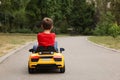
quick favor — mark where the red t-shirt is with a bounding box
[37,32,55,47]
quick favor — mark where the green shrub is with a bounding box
[93,22,111,35]
[18,28,32,33]
[108,23,120,38]
[83,28,93,35]
[32,27,42,33]
[10,28,32,33]
[94,12,115,36]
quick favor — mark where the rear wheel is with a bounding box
[60,65,65,73]
[28,66,35,74]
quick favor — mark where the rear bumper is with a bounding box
[30,64,62,69]
[28,58,64,69]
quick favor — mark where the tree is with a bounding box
[0,0,96,34]
[0,0,30,32]
[111,0,120,25]
[25,0,73,33]
[69,0,95,34]
[91,0,120,36]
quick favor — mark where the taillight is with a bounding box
[53,56,62,58]
[31,56,39,62]
[31,56,40,59]
[54,56,62,61]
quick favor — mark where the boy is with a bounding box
[33,17,58,51]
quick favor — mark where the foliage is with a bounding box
[108,23,120,38]
[0,0,30,33]
[94,12,115,35]
[0,0,96,34]
[111,0,120,25]
[69,0,95,35]
[1,0,119,35]
[92,0,120,36]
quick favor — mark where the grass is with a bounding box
[88,36,120,50]
[0,33,36,56]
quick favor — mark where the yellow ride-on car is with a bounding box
[28,46,65,73]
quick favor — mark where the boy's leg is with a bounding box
[54,41,58,52]
[33,43,38,52]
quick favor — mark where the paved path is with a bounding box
[0,36,120,80]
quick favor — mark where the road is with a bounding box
[0,36,120,80]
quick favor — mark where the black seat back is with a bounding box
[36,46,56,53]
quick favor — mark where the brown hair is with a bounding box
[41,17,53,30]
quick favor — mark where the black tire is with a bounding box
[28,67,35,74]
[60,65,65,73]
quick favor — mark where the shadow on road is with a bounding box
[27,69,64,74]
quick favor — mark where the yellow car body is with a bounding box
[28,47,65,73]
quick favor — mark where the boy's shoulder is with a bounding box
[50,32,55,35]
[37,32,55,35]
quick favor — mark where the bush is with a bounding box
[83,28,93,35]
[108,23,120,38]
[94,12,115,36]
[32,27,42,33]
[17,28,32,33]
[93,22,111,35]
[10,28,32,33]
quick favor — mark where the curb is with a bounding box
[86,37,120,53]
[0,42,34,63]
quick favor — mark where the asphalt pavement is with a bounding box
[0,36,120,80]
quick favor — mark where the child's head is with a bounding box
[41,17,53,30]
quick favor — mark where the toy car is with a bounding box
[28,46,65,73]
